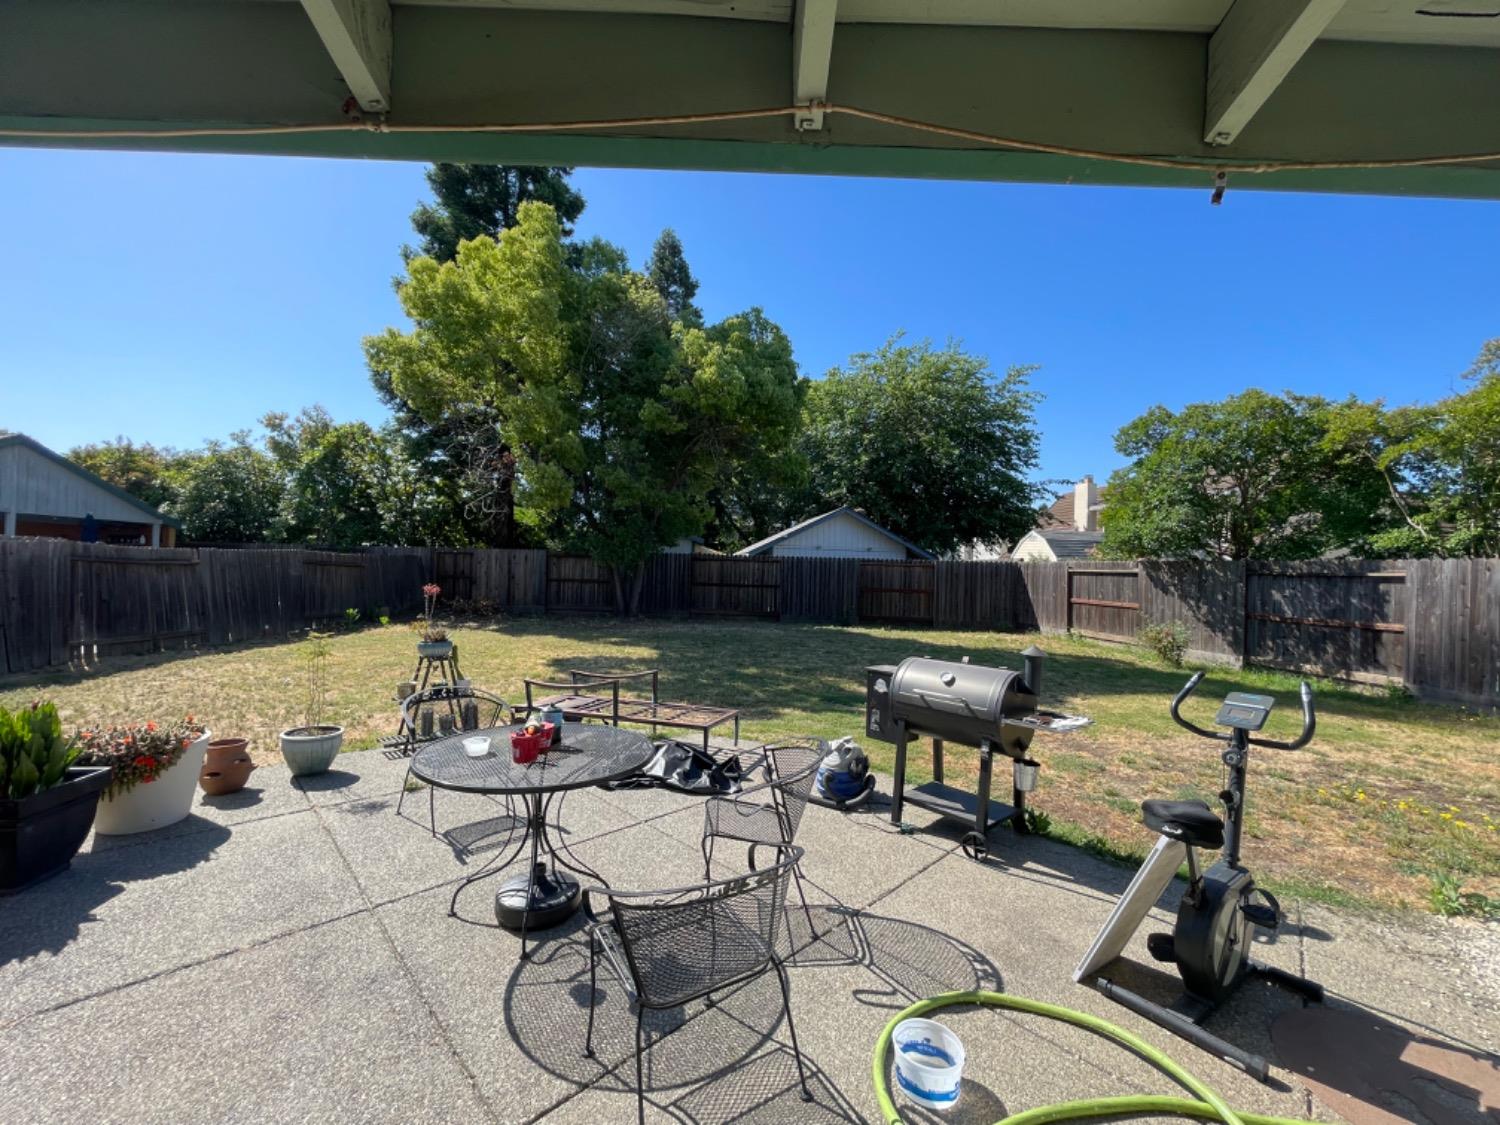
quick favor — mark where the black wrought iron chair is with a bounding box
[395,686,509,835]
[701,738,826,938]
[581,847,813,1123]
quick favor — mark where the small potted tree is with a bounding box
[416,583,453,659]
[279,632,344,776]
[1,701,112,893]
[81,716,211,836]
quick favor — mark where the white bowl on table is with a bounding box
[462,736,491,758]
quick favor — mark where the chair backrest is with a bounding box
[401,686,506,744]
[605,847,801,1010]
[764,739,827,845]
[569,668,660,704]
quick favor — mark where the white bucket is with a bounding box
[892,1017,965,1112]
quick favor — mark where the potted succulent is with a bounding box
[279,632,344,776]
[1,701,112,893]
[416,583,453,659]
[80,715,211,836]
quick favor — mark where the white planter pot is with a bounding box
[280,726,344,777]
[94,731,211,837]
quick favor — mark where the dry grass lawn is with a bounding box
[4,615,1496,914]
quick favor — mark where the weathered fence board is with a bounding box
[1245,560,1408,684]
[545,555,614,613]
[1141,560,1245,663]
[781,557,861,623]
[691,556,780,618]
[857,560,935,624]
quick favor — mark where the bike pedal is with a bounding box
[1242,904,1279,929]
[1146,933,1177,962]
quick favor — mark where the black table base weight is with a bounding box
[448,788,603,959]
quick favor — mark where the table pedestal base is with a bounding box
[495,861,582,932]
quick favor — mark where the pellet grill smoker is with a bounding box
[865,647,1088,859]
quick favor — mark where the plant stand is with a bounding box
[387,647,464,746]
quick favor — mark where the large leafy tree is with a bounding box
[366,202,802,612]
[170,433,286,543]
[797,337,1044,555]
[261,407,429,547]
[67,438,184,512]
[1320,339,1500,557]
[371,164,588,546]
[1100,390,1388,559]
[406,164,585,263]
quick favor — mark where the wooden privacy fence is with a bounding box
[0,539,428,675]
[3,538,1496,708]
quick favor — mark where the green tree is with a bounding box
[262,407,406,547]
[407,164,585,263]
[1321,339,1500,556]
[66,438,183,511]
[373,164,587,545]
[367,203,803,611]
[171,433,285,543]
[1100,390,1388,560]
[798,337,1045,555]
[645,228,702,327]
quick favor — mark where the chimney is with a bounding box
[1075,475,1098,533]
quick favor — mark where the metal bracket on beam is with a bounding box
[795,101,827,132]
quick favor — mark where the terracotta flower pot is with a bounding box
[199,737,256,797]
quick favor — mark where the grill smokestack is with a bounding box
[1022,644,1046,697]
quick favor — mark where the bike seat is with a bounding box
[1141,799,1224,849]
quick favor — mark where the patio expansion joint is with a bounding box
[0,904,372,1033]
[306,798,507,1125]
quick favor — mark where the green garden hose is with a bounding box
[872,992,1319,1125]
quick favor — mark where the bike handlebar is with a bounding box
[1253,680,1316,750]
[1169,671,1316,750]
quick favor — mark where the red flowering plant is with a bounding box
[419,583,447,643]
[75,716,207,799]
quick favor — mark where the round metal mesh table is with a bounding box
[411,722,653,795]
[410,722,655,957]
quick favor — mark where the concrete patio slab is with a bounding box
[0,912,491,1124]
[0,808,362,1025]
[314,784,638,908]
[291,749,416,806]
[2,744,1494,1125]
[1300,903,1500,1056]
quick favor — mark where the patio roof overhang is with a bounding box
[3,0,1500,200]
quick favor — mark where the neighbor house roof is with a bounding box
[0,431,183,529]
[735,507,934,560]
[1038,492,1075,530]
[1023,529,1104,559]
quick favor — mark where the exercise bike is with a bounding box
[1074,671,1324,1080]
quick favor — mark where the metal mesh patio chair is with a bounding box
[581,847,812,1123]
[395,686,509,834]
[701,738,826,937]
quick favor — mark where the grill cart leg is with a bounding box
[889,724,909,824]
[932,737,944,784]
[975,740,995,838]
[1013,771,1028,834]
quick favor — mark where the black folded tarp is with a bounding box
[603,739,745,796]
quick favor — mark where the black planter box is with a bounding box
[0,766,112,895]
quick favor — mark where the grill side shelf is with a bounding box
[1006,710,1092,734]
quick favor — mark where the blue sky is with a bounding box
[1,146,1495,488]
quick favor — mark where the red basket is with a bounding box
[509,724,554,764]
